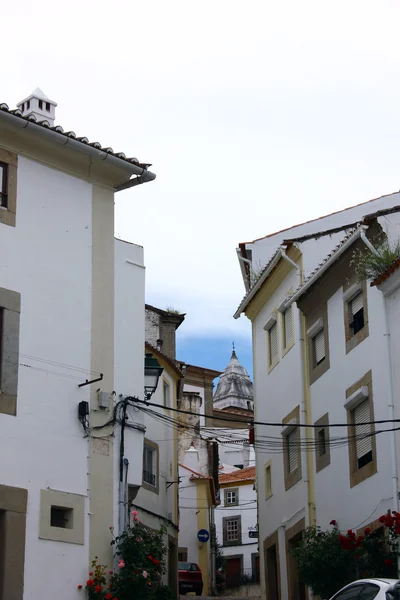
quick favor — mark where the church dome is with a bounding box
[213,349,254,412]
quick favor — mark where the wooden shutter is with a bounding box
[351,293,363,316]
[287,429,299,473]
[354,400,372,459]
[314,330,325,364]
[284,308,293,348]
[269,322,278,364]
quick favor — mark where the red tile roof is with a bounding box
[371,258,400,287]
[219,466,256,484]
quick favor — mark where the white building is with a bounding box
[234,193,400,600]
[0,88,155,600]
[216,466,259,592]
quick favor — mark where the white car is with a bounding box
[330,579,400,600]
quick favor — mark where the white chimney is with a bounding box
[184,444,199,472]
[17,88,57,127]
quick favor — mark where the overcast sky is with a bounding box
[4,0,400,369]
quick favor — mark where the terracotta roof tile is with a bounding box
[370,258,400,287]
[219,465,256,484]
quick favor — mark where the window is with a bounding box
[318,429,326,457]
[268,321,278,368]
[233,464,244,469]
[178,548,188,561]
[283,307,293,350]
[0,147,17,227]
[312,329,325,366]
[333,584,380,600]
[286,429,299,473]
[265,462,272,498]
[20,103,25,112]
[349,292,364,335]
[38,100,43,110]
[224,488,239,506]
[163,380,170,408]
[0,287,21,416]
[282,406,302,490]
[46,102,51,111]
[143,445,156,486]
[0,162,8,208]
[223,515,242,546]
[39,489,84,545]
[50,506,73,529]
[346,371,377,488]
[353,400,373,469]
[27,100,30,109]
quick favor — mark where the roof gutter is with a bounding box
[233,249,282,319]
[0,109,156,189]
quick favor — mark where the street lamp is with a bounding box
[144,353,163,399]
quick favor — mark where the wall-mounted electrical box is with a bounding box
[98,391,111,410]
[78,401,89,418]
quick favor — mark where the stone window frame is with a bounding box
[0,286,21,416]
[222,514,242,546]
[346,370,377,488]
[265,459,272,500]
[264,311,279,373]
[285,517,307,600]
[0,483,27,600]
[142,438,160,495]
[224,487,239,507]
[314,413,331,473]
[0,147,17,227]
[282,405,302,491]
[306,304,330,385]
[39,489,85,545]
[343,281,369,355]
[280,303,295,357]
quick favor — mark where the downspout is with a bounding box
[115,168,156,191]
[359,232,399,521]
[280,247,316,527]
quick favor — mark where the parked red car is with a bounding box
[178,561,203,596]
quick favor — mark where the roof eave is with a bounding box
[233,249,282,319]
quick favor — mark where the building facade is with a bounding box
[0,88,156,600]
[234,192,400,600]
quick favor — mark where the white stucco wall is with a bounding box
[0,156,93,599]
[178,466,201,565]
[216,482,258,573]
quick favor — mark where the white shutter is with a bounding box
[351,293,363,316]
[354,400,372,459]
[269,322,278,364]
[314,330,325,364]
[287,429,299,473]
[284,308,293,348]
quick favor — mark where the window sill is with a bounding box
[268,359,280,374]
[265,491,273,501]
[282,339,295,358]
[141,481,159,495]
[346,322,369,355]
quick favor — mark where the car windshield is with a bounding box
[178,562,199,571]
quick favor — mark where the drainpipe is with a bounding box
[280,247,315,527]
[238,254,253,288]
[359,234,399,514]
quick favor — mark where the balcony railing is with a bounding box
[143,470,156,486]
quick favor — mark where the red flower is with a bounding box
[148,555,153,560]
[330,520,337,526]
[77,585,83,589]
[89,572,94,576]
[153,559,160,565]
[109,571,113,575]
[364,528,371,535]
[147,582,152,587]
[105,594,113,600]
[385,559,393,567]
[95,585,102,593]
[86,580,95,587]
[379,516,386,524]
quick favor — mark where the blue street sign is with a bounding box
[197,529,210,543]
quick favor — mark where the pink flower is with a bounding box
[118,560,125,569]
[142,570,148,578]
[136,537,142,542]
[131,510,138,517]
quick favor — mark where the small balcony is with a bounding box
[143,470,156,487]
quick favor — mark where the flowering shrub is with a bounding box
[78,511,168,600]
[291,514,399,599]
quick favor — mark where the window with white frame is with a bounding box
[143,444,156,487]
[223,515,242,545]
[283,307,293,349]
[286,428,299,473]
[312,329,325,366]
[268,321,278,367]
[349,292,365,336]
[353,399,373,469]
